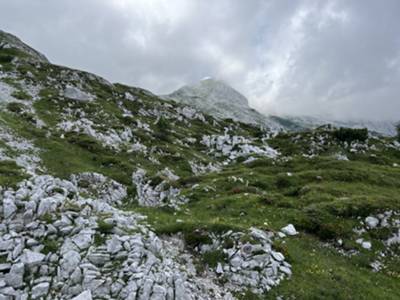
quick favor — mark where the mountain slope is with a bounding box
[0,30,49,63]
[165,78,286,131]
[0,31,400,300]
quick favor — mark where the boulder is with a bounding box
[3,198,17,219]
[365,216,379,229]
[60,250,81,278]
[72,230,93,250]
[271,251,285,262]
[31,282,49,299]
[5,263,24,288]
[71,290,92,300]
[20,250,45,267]
[106,236,122,255]
[281,224,298,236]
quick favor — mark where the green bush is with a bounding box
[42,239,59,254]
[202,249,227,268]
[97,219,114,234]
[6,102,25,113]
[0,54,13,63]
[11,90,32,100]
[332,127,368,143]
[275,175,292,189]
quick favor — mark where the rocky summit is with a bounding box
[0,30,400,299]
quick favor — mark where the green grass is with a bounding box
[0,160,27,187]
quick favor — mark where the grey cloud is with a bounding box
[0,0,399,121]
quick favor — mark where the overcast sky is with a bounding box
[1,0,399,121]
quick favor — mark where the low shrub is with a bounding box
[332,127,368,143]
[97,219,114,234]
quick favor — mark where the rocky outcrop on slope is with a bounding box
[0,173,291,299]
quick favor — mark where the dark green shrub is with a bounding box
[184,230,212,248]
[42,239,59,254]
[6,102,25,113]
[0,54,13,63]
[275,175,292,189]
[332,127,368,143]
[11,90,32,100]
[97,220,114,234]
[94,233,106,246]
[178,176,200,187]
[202,250,227,268]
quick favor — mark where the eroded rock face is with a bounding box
[0,172,292,299]
[64,85,95,102]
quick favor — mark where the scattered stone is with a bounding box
[271,251,285,262]
[31,282,49,299]
[281,224,298,236]
[3,198,17,219]
[361,241,372,250]
[365,216,379,229]
[5,263,24,288]
[71,290,92,300]
[21,250,45,267]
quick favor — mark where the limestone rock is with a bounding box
[281,224,298,236]
[21,250,45,267]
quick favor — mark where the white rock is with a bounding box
[216,263,224,274]
[5,263,24,288]
[106,236,122,254]
[37,196,59,216]
[71,290,92,300]
[31,282,49,299]
[271,251,285,262]
[281,224,298,236]
[21,250,45,267]
[361,241,372,250]
[70,267,83,284]
[60,250,81,277]
[279,265,292,276]
[277,232,286,238]
[3,198,17,219]
[64,85,94,102]
[365,216,379,229]
[72,230,93,250]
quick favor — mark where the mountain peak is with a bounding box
[165,79,286,130]
[169,78,249,108]
[0,30,49,63]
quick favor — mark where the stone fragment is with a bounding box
[71,290,92,300]
[281,224,298,236]
[31,282,49,299]
[5,263,24,288]
[21,250,45,267]
[365,216,379,229]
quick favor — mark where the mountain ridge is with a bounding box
[166,78,397,136]
[164,78,286,131]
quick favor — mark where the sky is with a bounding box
[0,0,399,121]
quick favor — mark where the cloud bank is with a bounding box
[1,0,399,120]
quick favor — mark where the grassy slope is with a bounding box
[134,154,400,299]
